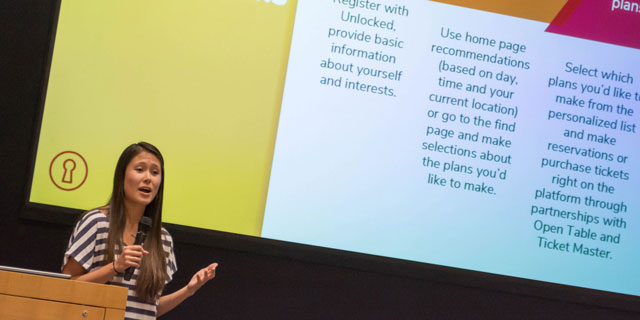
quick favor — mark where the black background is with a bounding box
[1,1,639,319]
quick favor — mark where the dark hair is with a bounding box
[104,141,167,302]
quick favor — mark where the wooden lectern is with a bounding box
[0,269,127,320]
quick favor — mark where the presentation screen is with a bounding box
[30,0,639,297]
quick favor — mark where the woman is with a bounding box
[62,142,217,319]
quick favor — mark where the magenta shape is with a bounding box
[546,0,640,50]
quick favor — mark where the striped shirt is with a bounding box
[63,210,177,320]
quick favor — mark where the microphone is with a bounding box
[123,216,153,281]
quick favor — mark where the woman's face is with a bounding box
[123,151,162,207]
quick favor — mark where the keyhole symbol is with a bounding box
[62,159,77,184]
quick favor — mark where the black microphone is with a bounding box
[123,216,153,281]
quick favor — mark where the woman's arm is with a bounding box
[157,263,217,317]
[62,245,148,283]
[62,256,118,283]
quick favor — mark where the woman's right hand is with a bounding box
[114,245,149,273]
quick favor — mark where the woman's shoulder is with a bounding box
[160,227,173,243]
[83,209,108,222]
[75,209,109,229]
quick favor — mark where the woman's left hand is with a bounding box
[186,263,218,296]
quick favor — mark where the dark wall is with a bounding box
[1,1,638,319]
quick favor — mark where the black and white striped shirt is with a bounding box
[63,210,177,320]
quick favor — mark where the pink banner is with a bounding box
[546,0,640,50]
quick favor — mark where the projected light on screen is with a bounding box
[30,0,640,297]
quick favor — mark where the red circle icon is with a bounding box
[49,151,88,191]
